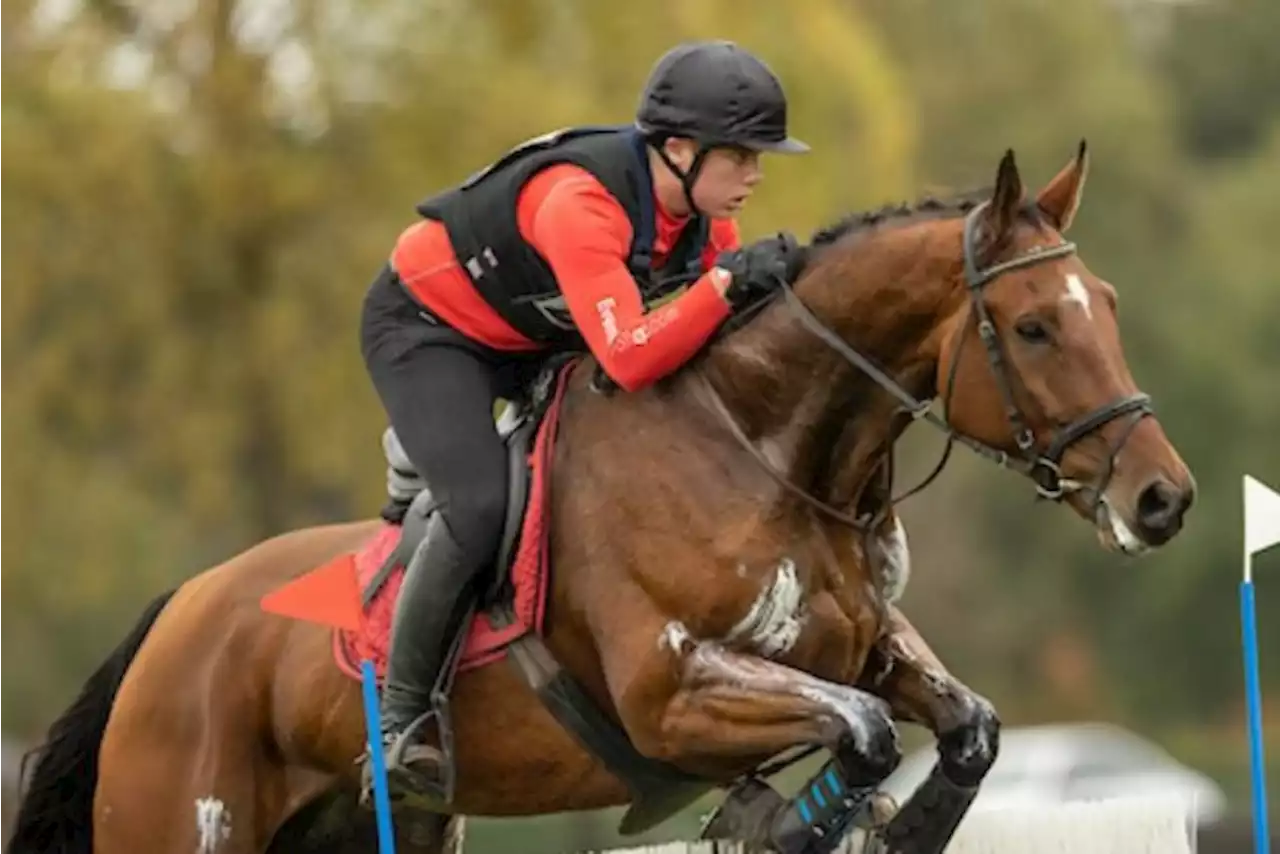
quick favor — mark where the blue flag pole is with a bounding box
[361,659,398,854]
[1241,474,1280,854]
[1240,576,1270,854]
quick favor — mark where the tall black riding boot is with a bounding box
[360,511,479,804]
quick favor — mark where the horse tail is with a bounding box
[6,588,177,854]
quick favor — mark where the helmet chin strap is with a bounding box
[653,140,710,216]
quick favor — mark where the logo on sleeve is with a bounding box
[596,297,619,345]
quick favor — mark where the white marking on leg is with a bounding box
[686,640,893,755]
[194,797,232,853]
[1063,273,1092,319]
[658,624,896,761]
[724,558,807,658]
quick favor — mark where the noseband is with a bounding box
[698,201,1153,529]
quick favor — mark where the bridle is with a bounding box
[697,201,1154,530]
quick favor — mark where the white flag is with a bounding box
[1244,474,1280,557]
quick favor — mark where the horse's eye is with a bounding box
[1015,319,1051,344]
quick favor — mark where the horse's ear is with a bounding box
[984,148,1025,243]
[1035,139,1089,233]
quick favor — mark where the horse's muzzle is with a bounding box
[1133,475,1195,547]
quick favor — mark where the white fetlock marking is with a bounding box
[724,558,807,658]
[195,797,232,853]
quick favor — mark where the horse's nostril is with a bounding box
[1136,479,1188,541]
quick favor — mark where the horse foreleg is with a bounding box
[646,623,901,774]
[607,622,902,851]
[856,605,1000,854]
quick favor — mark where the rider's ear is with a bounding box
[1035,139,1089,233]
[663,137,696,171]
[982,149,1025,252]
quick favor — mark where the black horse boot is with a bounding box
[359,512,478,805]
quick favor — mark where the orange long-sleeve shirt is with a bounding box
[391,163,739,392]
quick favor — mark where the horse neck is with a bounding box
[700,219,967,517]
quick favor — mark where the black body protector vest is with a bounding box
[415,126,710,348]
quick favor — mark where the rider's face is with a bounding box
[664,139,763,218]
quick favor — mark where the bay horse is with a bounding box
[9,142,1195,854]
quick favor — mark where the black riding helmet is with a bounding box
[636,41,809,212]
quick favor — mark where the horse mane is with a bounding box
[806,186,1046,252]
[693,185,1047,354]
[809,192,979,246]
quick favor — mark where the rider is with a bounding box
[358,39,809,799]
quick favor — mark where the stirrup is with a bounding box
[359,711,450,806]
[358,599,474,809]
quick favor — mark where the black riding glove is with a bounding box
[715,231,805,311]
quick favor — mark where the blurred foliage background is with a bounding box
[3,0,1278,849]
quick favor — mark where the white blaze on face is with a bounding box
[1063,273,1093,320]
[195,797,232,853]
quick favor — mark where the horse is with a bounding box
[9,142,1195,854]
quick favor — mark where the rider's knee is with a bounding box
[444,483,508,559]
